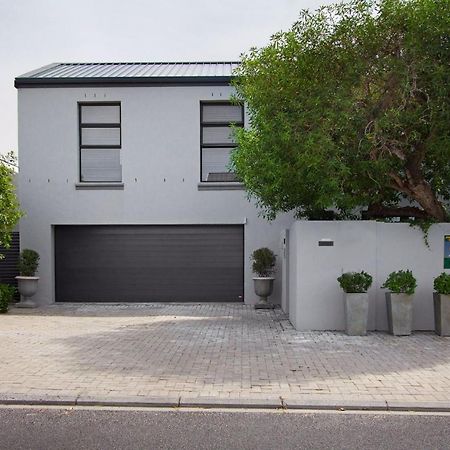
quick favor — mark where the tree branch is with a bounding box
[388,172,413,196]
[362,204,430,219]
[0,157,18,168]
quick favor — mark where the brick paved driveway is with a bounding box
[1,304,450,408]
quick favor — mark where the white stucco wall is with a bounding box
[288,221,450,331]
[18,85,294,305]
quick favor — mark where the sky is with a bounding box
[0,0,334,157]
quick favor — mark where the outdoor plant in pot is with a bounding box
[382,270,417,336]
[251,247,276,309]
[433,273,450,336]
[0,284,16,314]
[15,249,40,308]
[337,271,373,336]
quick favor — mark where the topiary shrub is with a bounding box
[0,284,16,313]
[434,273,450,295]
[382,270,417,295]
[251,247,276,277]
[337,271,373,293]
[18,249,40,276]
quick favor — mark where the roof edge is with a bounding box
[15,75,235,89]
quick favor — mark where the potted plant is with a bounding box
[0,284,16,314]
[251,247,276,309]
[337,271,373,336]
[15,249,40,308]
[433,273,450,336]
[382,270,417,336]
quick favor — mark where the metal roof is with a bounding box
[15,62,241,88]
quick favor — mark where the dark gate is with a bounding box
[0,232,20,287]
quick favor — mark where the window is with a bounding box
[79,103,122,182]
[200,102,244,182]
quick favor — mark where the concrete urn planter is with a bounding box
[344,293,369,336]
[385,292,413,336]
[15,276,39,308]
[253,277,275,309]
[433,293,450,336]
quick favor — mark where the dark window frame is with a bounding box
[78,102,122,183]
[200,101,244,183]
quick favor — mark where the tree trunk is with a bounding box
[387,162,448,222]
[409,182,448,222]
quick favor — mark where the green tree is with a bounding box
[0,152,21,257]
[232,0,450,221]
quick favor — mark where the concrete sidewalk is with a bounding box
[1,304,450,411]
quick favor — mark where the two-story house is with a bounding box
[15,62,293,306]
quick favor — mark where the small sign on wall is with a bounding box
[445,235,450,269]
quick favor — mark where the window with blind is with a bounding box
[200,102,244,182]
[79,103,122,182]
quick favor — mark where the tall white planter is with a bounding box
[344,293,369,336]
[386,292,413,336]
[433,293,450,336]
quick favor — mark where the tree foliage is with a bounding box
[0,152,21,257]
[232,0,450,221]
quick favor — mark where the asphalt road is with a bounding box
[0,406,449,450]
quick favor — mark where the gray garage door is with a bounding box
[55,225,244,303]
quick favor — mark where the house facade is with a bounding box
[15,62,294,306]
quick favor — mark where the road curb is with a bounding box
[1,394,450,413]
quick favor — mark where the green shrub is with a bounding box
[18,249,40,276]
[0,284,16,313]
[434,273,450,295]
[251,247,276,277]
[337,271,373,293]
[382,270,417,295]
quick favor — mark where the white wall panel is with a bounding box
[287,221,450,331]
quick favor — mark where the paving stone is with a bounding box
[1,304,450,409]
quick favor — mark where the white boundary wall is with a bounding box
[286,221,450,331]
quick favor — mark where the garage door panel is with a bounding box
[55,225,243,302]
[57,268,243,302]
